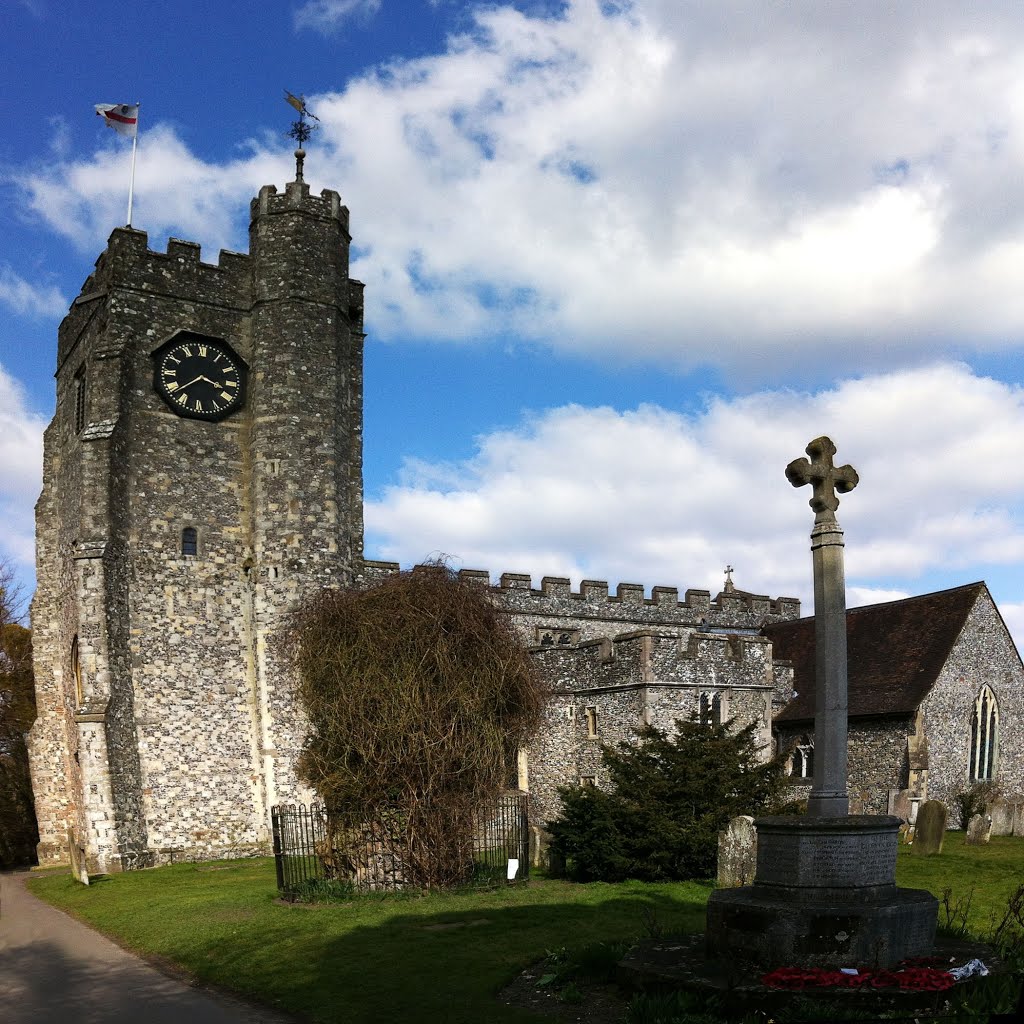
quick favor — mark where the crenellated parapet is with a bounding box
[58,229,252,371]
[359,560,800,630]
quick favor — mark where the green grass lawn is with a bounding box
[26,832,1024,1024]
[29,861,710,1023]
[896,831,1024,935]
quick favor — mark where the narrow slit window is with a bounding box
[586,707,598,739]
[181,527,198,556]
[74,367,87,433]
[71,636,83,705]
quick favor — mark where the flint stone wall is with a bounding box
[919,591,1024,826]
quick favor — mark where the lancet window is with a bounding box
[789,738,814,779]
[74,366,87,433]
[969,685,999,782]
[698,691,723,727]
[71,635,83,706]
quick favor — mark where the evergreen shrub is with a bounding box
[547,718,791,882]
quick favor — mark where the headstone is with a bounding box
[890,789,912,824]
[717,815,757,887]
[988,798,1015,836]
[1013,804,1024,838]
[67,829,90,885]
[912,800,947,855]
[965,813,992,845]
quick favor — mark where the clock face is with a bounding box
[153,336,247,421]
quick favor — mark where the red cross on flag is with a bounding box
[95,103,139,138]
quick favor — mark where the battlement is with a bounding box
[359,560,801,625]
[252,181,350,233]
[57,229,253,370]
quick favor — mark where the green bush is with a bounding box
[546,718,789,882]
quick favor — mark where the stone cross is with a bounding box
[786,436,859,817]
[785,436,859,517]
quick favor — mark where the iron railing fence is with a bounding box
[272,794,530,897]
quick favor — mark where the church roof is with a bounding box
[765,582,988,722]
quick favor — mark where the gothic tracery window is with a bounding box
[969,685,999,782]
[790,738,814,779]
[698,691,722,727]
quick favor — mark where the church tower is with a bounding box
[28,175,365,871]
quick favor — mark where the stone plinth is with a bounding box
[706,815,937,968]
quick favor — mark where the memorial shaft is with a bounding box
[785,436,859,817]
[809,515,849,815]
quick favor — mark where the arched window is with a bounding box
[969,685,999,782]
[71,636,83,706]
[790,739,814,779]
[181,527,198,556]
[585,707,598,738]
[699,692,722,727]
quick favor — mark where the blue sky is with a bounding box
[3,0,1024,645]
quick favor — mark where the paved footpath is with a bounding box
[0,870,298,1024]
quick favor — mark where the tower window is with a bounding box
[71,636,83,706]
[699,692,723,727]
[74,367,87,433]
[585,707,598,738]
[969,685,999,781]
[181,527,198,557]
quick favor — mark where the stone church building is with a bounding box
[27,172,1024,872]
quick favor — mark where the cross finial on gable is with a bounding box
[785,436,859,516]
[724,564,735,593]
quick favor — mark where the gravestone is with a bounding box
[717,816,757,887]
[706,437,937,968]
[988,798,1020,836]
[889,789,912,823]
[965,813,992,846]
[67,829,89,886]
[913,800,947,855]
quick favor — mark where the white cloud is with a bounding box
[0,266,67,319]
[14,125,288,257]
[11,1,1024,380]
[294,0,381,33]
[0,365,46,573]
[366,362,1024,645]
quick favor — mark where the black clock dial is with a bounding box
[154,338,247,421]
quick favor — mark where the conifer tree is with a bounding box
[547,718,789,882]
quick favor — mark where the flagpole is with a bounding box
[126,101,140,227]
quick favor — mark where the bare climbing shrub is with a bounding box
[291,563,546,889]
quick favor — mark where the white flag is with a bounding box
[95,103,139,138]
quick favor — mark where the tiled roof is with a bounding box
[764,582,987,722]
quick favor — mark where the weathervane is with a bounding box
[284,90,320,182]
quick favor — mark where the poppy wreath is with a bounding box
[762,965,956,991]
